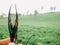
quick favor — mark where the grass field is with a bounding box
[0,12,60,45]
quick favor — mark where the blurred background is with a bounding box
[0,0,60,45]
[0,0,60,16]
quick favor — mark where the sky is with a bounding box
[0,0,60,15]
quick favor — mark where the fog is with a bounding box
[0,0,60,15]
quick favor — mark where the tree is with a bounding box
[50,6,56,12]
[54,7,56,12]
[34,10,38,15]
[41,6,44,11]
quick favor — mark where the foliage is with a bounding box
[0,12,60,45]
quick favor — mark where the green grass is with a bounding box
[0,12,60,45]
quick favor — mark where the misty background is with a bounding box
[0,0,60,16]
